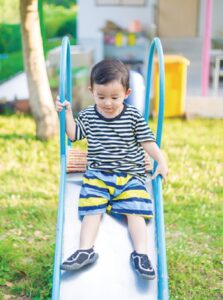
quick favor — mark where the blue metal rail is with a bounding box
[51,36,71,300]
[144,37,169,300]
[52,36,169,300]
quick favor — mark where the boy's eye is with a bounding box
[99,97,104,99]
[112,97,118,100]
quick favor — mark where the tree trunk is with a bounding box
[20,0,58,140]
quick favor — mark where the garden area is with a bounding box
[0,114,222,299]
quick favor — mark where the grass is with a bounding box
[0,115,59,299]
[160,119,223,299]
[0,115,222,299]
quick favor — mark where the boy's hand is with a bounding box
[55,96,72,113]
[151,161,168,184]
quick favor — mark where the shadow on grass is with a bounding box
[0,133,36,141]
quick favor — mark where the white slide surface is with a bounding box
[60,173,157,300]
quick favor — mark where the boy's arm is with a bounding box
[141,141,168,183]
[56,99,76,140]
[65,109,76,141]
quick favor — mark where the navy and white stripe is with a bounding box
[74,104,155,183]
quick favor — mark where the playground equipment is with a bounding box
[52,36,169,300]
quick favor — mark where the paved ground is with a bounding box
[0,72,29,102]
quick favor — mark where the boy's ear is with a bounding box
[88,86,93,93]
[125,88,132,99]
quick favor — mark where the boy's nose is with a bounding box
[104,99,112,107]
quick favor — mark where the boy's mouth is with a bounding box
[104,108,113,111]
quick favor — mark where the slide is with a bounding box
[60,172,157,300]
[51,37,169,300]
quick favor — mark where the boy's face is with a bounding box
[89,80,131,118]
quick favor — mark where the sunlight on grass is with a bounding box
[0,115,222,299]
[0,115,58,299]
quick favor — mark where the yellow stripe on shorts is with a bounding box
[113,189,149,201]
[83,177,107,189]
[115,174,133,187]
[83,176,115,196]
[79,197,108,207]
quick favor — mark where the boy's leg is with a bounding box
[127,215,155,279]
[61,214,102,271]
[127,214,147,253]
[79,214,102,249]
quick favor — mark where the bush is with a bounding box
[45,0,76,8]
[0,24,22,53]
[56,18,77,41]
[44,4,77,39]
[0,51,24,83]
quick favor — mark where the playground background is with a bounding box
[0,0,223,299]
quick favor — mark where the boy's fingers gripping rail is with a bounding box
[145,153,153,172]
[66,149,87,173]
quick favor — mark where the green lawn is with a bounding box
[0,115,222,299]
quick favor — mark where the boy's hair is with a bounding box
[90,59,129,90]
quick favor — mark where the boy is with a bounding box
[56,59,168,280]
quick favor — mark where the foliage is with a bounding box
[45,0,77,8]
[0,4,77,54]
[0,4,77,82]
[44,4,77,39]
[0,0,20,24]
[0,24,22,53]
[56,18,77,41]
[0,51,23,83]
[0,36,78,83]
[0,115,222,299]
[0,0,76,24]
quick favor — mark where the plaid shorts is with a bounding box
[78,170,153,219]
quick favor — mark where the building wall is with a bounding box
[78,0,223,39]
[77,0,223,62]
[198,0,223,38]
[212,0,223,37]
[78,0,155,38]
[77,0,156,61]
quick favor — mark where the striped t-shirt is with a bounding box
[74,104,155,183]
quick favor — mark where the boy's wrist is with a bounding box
[65,109,72,115]
[157,157,167,167]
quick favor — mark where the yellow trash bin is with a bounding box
[154,55,190,117]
